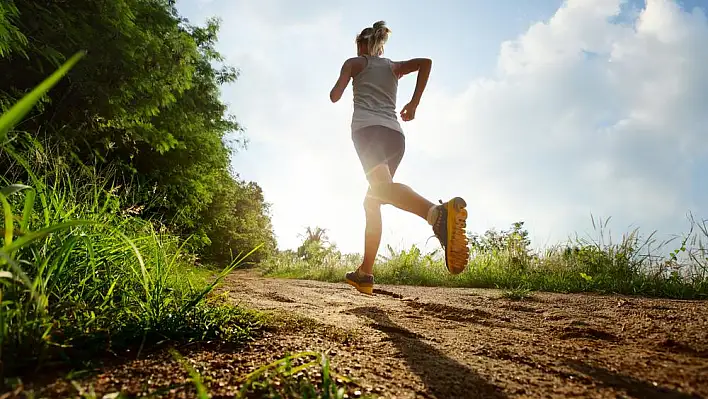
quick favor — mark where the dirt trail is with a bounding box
[29,270,708,398]
[222,270,708,398]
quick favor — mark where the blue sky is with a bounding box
[176,0,708,255]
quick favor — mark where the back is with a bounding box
[351,55,403,135]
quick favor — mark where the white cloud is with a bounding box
[196,0,708,255]
[403,0,708,248]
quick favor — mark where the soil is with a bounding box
[14,270,708,398]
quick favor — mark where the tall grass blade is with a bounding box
[178,244,263,315]
[0,184,32,197]
[2,145,50,226]
[0,253,41,308]
[3,220,95,254]
[20,187,36,233]
[0,193,13,248]
[0,51,86,143]
[170,349,209,399]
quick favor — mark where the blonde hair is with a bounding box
[356,21,391,56]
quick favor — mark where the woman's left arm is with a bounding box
[330,58,356,103]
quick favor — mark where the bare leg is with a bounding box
[369,182,434,219]
[347,161,469,294]
[359,190,382,275]
[366,164,435,220]
[358,164,435,276]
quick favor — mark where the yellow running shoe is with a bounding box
[345,269,374,295]
[431,197,470,274]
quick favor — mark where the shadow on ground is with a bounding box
[564,360,700,399]
[348,305,506,399]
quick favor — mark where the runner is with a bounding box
[329,21,469,295]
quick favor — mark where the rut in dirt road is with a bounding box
[223,270,708,398]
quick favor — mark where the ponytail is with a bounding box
[356,20,391,56]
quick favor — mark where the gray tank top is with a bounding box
[351,55,403,135]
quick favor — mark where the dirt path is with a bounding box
[222,270,708,398]
[28,270,708,398]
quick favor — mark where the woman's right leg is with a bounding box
[368,172,470,275]
[367,178,435,220]
[348,126,469,291]
[356,127,435,221]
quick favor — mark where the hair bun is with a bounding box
[356,21,391,56]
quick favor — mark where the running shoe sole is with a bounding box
[442,197,469,275]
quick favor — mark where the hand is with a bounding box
[400,101,418,122]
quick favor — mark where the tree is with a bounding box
[0,0,276,264]
[198,171,277,264]
[296,226,337,263]
[468,221,531,255]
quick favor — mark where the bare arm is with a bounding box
[330,58,355,103]
[393,58,432,105]
[393,58,432,121]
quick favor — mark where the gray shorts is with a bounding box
[351,125,405,178]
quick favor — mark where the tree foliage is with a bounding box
[0,0,274,263]
[468,222,531,255]
[296,227,339,264]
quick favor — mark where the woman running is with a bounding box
[329,21,469,295]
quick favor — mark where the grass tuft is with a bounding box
[500,287,534,301]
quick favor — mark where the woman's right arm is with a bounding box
[393,58,432,121]
[392,58,432,80]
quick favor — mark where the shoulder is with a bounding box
[343,56,367,76]
[344,56,367,67]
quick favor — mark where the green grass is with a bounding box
[262,218,708,300]
[0,141,265,378]
[500,287,534,301]
[0,54,264,379]
[232,351,371,399]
